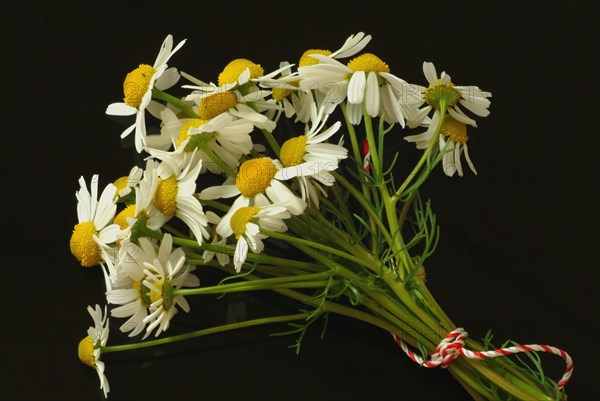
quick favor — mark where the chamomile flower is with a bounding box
[438,116,476,177]
[107,237,199,338]
[199,156,307,218]
[217,198,291,272]
[417,61,492,128]
[183,83,279,133]
[276,107,347,207]
[150,151,209,243]
[118,160,169,243]
[148,108,254,174]
[216,58,294,90]
[70,175,121,269]
[78,305,110,398]
[142,234,199,337]
[106,34,186,152]
[113,166,143,200]
[299,52,422,126]
[297,31,372,67]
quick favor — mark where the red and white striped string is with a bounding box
[391,328,573,389]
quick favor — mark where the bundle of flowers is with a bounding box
[71,33,572,400]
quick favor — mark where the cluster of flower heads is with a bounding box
[73,32,491,396]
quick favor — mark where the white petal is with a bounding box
[365,72,380,117]
[422,62,438,84]
[106,102,136,116]
[347,71,366,104]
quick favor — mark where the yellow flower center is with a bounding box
[272,80,299,101]
[177,119,208,148]
[113,204,136,230]
[441,116,469,144]
[113,176,129,197]
[70,221,101,267]
[236,158,277,197]
[230,206,260,239]
[123,64,156,109]
[280,136,307,167]
[149,278,174,310]
[299,49,331,67]
[153,176,178,217]
[78,336,96,368]
[424,79,462,109]
[347,53,390,73]
[218,59,264,86]
[198,91,238,120]
[149,278,164,304]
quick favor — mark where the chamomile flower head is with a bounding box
[199,156,307,219]
[299,51,422,126]
[123,160,169,243]
[438,116,476,177]
[141,234,199,337]
[78,305,110,398]
[148,108,254,174]
[298,32,372,67]
[404,114,477,178]
[113,166,143,200]
[183,82,279,133]
[107,237,199,338]
[216,197,291,272]
[276,106,347,207]
[106,34,187,152]
[70,175,121,269]
[149,152,209,243]
[418,61,492,128]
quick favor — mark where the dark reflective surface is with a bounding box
[3,1,597,399]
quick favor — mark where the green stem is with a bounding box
[260,229,371,269]
[260,128,280,157]
[152,88,200,118]
[340,101,378,253]
[101,313,309,354]
[332,172,394,248]
[392,107,447,204]
[198,198,230,213]
[173,272,334,296]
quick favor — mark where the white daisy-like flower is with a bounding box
[215,58,294,90]
[298,51,422,126]
[150,151,210,243]
[113,166,143,199]
[202,211,231,267]
[297,31,372,67]
[70,175,121,270]
[405,62,491,155]
[216,197,291,272]
[114,160,169,243]
[199,156,307,219]
[416,61,492,128]
[78,305,110,398]
[141,234,199,337]
[438,116,477,177]
[182,81,279,133]
[276,106,347,207]
[265,61,308,123]
[107,237,199,338]
[105,34,186,152]
[148,108,254,174]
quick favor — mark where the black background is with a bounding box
[2,1,598,400]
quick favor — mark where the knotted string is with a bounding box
[391,328,573,389]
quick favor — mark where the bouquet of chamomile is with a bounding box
[71,33,572,400]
